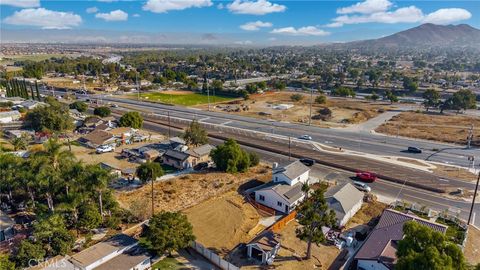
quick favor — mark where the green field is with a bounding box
[138,92,236,106]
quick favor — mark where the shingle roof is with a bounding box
[188,144,214,157]
[325,183,364,219]
[93,246,151,270]
[355,209,448,265]
[257,182,304,204]
[70,234,137,268]
[78,130,114,146]
[164,149,190,161]
[247,231,280,253]
[273,160,310,181]
[0,210,14,228]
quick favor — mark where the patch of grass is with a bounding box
[152,257,185,270]
[138,92,235,106]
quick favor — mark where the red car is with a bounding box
[356,171,377,182]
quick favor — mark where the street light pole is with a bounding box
[468,170,480,225]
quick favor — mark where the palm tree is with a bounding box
[136,162,164,217]
[83,165,112,219]
[37,138,74,170]
[301,181,310,200]
[0,153,22,204]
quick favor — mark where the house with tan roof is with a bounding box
[325,182,364,227]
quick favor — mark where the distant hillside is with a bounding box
[352,23,480,48]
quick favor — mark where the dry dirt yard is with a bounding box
[464,225,480,265]
[184,191,263,255]
[116,164,271,217]
[42,77,104,91]
[346,200,387,230]
[195,91,393,128]
[376,111,480,145]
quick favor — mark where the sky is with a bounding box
[0,0,478,44]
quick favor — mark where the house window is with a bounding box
[259,195,265,201]
[277,201,283,207]
[275,176,278,182]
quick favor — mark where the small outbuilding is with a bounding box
[246,231,281,265]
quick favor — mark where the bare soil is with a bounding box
[345,200,387,230]
[184,191,262,255]
[464,225,480,265]
[433,164,477,183]
[195,91,392,128]
[375,111,480,145]
[116,164,271,217]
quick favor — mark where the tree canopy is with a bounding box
[210,139,255,173]
[119,111,143,128]
[93,106,112,117]
[136,161,164,183]
[396,221,466,270]
[331,86,355,97]
[142,211,195,256]
[296,185,336,259]
[422,89,440,111]
[182,120,208,146]
[24,103,74,132]
[69,101,88,113]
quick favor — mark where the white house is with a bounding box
[325,182,364,227]
[254,161,311,214]
[0,111,21,123]
[69,234,151,270]
[246,231,281,265]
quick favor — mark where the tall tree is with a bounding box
[143,211,195,256]
[136,161,164,216]
[182,120,208,146]
[422,89,440,111]
[396,221,466,270]
[33,214,75,257]
[119,111,143,128]
[210,139,251,173]
[83,164,112,218]
[296,186,336,259]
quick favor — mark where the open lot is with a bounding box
[196,91,393,128]
[137,90,237,106]
[464,225,480,265]
[375,111,480,145]
[184,191,262,255]
[42,77,103,91]
[345,200,387,230]
[116,164,272,217]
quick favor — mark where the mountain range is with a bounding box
[353,23,480,47]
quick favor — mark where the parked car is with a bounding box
[407,146,422,153]
[353,181,372,192]
[111,104,119,108]
[299,158,315,166]
[194,162,209,171]
[299,135,312,140]
[356,171,377,182]
[96,145,115,154]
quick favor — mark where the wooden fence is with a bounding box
[270,210,297,233]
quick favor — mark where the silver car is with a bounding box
[353,181,372,192]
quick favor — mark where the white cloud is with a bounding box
[240,21,272,31]
[337,0,392,15]
[3,8,82,29]
[133,13,140,17]
[95,9,128,21]
[271,26,330,36]
[86,7,99,14]
[0,0,39,8]
[423,8,472,25]
[143,0,212,13]
[227,0,286,15]
[329,0,472,27]
[97,0,118,2]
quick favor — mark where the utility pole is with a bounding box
[467,124,474,149]
[288,136,291,161]
[151,168,155,217]
[309,87,313,126]
[468,170,480,225]
[167,111,171,139]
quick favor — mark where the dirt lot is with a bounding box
[464,225,480,265]
[195,91,393,128]
[433,164,477,183]
[376,111,480,145]
[116,164,271,217]
[346,200,387,230]
[42,77,103,92]
[184,191,263,254]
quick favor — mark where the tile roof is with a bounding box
[355,209,448,266]
[273,160,310,181]
[70,234,137,268]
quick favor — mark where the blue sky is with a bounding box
[1,0,478,44]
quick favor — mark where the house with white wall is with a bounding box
[325,182,364,227]
[254,161,311,214]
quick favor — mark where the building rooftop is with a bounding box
[273,160,310,181]
[164,149,190,161]
[188,144,214,157]
[78,130,114,146]
[257,181,304,204]
[93,246,151,270]
[325,182,364,220]
[355,209,448,267]
[70,234,137,268]
[0,210,15,229]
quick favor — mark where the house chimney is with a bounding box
[272,162,278,169]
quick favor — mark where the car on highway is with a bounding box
[407,146,422,153]
[96,145,115,154]
[356,171,377,182]
[299,135,312,140]
[353,181,371,192]
[111,104,119,108]
[299,158,315,166]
